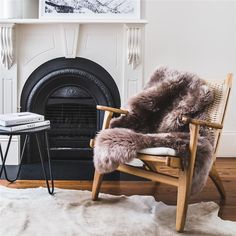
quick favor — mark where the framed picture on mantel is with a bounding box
[39,0,140,19]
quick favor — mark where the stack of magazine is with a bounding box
[0,112,50,132]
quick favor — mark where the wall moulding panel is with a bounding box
[0,136,19,165]
[0,69,17,115]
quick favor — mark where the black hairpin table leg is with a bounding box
[0,143,7,178]
[44,132,54,193]
[1,135,29,182]
[35,133,54,195]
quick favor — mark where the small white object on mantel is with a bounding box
[1,0,38,19]
[3,0,23,19]
[0,24,15,70]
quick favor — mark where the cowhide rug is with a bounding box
[0,186,235,236]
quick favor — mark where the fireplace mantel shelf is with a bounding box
[0,18,146,69]
[0,18,147,25]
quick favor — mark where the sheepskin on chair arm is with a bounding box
[90,105,129,148]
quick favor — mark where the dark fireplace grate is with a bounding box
[45,101,97,159]
[45,103,97,129]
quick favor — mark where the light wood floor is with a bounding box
[0,158,235,221]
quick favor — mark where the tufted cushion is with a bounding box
[138,147,177,156]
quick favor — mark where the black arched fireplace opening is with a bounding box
[20,57,120,179]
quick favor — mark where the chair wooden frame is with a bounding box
[91,74,233,232]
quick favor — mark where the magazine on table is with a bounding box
[0,112,44,126]
[0,120,50,132]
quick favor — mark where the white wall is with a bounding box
[143,0,236,156]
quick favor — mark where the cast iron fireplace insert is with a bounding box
[19,57,120,179]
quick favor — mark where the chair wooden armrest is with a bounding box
[181,115,223,129]
[97,105,129,115]
[90,105,129,148]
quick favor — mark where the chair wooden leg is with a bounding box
[175,123,199,232]
[92,170,104,200]
[209,164,226,199]
[176,170,190,232]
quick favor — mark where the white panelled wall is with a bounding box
[143,0,236,157]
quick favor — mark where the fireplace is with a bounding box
[0,20,145,179]
[19,57,120,178]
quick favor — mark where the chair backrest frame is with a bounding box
[207,74,233,162]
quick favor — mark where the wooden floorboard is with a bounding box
[0,158,235,221]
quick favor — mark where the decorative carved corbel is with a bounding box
[61,24,80,58]
[0,24,15,69]
[126,25,141,69]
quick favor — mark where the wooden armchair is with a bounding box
[91,74,233,232]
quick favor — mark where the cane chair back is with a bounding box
[205,75,233,161]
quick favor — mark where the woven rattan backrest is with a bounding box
[205,74,233,161]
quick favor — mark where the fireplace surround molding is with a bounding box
[0,19,147,165]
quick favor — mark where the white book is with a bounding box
[0,112,44,127]
[0,120,50,132]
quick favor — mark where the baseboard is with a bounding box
[217,132,236,157]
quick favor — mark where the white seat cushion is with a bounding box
[138,147,177,156]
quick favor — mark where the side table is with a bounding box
[0,126,54,194]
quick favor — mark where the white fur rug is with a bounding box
[0,186,236,236]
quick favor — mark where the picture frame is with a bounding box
[39,0,140,19]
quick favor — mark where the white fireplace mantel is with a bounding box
[0,19,147,165]
[0,19,147,24]
[0,18,147,70]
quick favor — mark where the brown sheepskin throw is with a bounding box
[94,67,215,195]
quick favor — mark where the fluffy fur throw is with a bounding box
[94,67,215,194]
